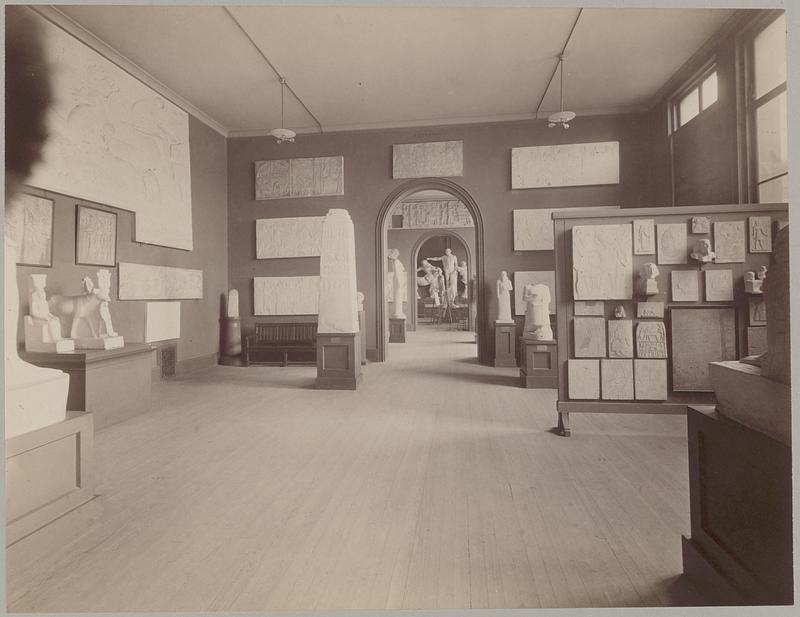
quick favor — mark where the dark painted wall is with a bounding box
[228,114,651,363]
[15,116,228,370]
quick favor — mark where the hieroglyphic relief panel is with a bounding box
[573,317,606,358]
[572,224,632,300]
[671,270,699,302]
[253,276,320,316]
[601,359,634,400]
[748,216,772,253]
[255,217,325,259]
[511,141,619,189]
[574,301,605,316]
[317,210,358,333]
[76,206,116,266]
[656,223,687,265]
[633,219,655,255]
[714,221,746,263]
[636,302,665,319]
[392,141,463,178]
[144,302,181,343]
[749,296,767,325]
[118,262,203,300]
[398,201,473,228]
[634,359,668,400]
[671,308,736,391]
[691,217,711,234]
[513,271,556,315]
[568,359,600,399]
[28,16,192,250]
[636,322,668,359]
[5,193,53,266]
[254,156,344,200]
[704,269,734,302]
[607,320,633,358]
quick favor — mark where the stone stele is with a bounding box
[704,269,733,302]
[713,221,746,263]
[573,300,604,316]
[634,359,668,400]
[671,307,736,391]
[632,219,655,255]
[636,302,665,319]
[636,322,668,359]
[656,223,687,265]
[607,319,633,358]
[671,270,699,302]
[317,209,359,334]
[573,317,607,358]
[568,359,600,400]
[572,224,633,300]
[601,359,634,400]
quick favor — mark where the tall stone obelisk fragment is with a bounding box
[315,209,362,389]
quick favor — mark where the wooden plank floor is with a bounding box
[6,327,708,611]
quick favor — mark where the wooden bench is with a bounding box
[243,322,317,367]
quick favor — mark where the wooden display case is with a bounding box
[552,203,788,436]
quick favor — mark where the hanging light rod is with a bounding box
[223,7,323,135]
[534,8,583,121]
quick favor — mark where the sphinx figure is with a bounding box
[25,273,74,353]
[522,283,553,340]
[50,269,124,350]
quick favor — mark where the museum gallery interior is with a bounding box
[4,4,794,612]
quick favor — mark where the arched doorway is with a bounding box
[375,178,487,363]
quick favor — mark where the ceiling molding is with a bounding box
[30,5,231,138]
[227,104,650,139]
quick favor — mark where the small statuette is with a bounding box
[613,305,627,319]
[744,271,763,294]
[642,262,659,296]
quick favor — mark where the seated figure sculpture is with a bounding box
[522,283,553,340]
[24,273,74,353]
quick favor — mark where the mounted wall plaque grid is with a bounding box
[552,203,787,434]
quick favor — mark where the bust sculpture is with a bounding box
[387,248,406,319]
[522,283,553,340]
[496,271,513,323]
[642,262,659,295]
[690,238,715,263]
[25,274,74,353]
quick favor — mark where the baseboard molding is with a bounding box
[177,353,219,375]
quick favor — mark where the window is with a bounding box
[670,66,718,131]
[745,12,788,203]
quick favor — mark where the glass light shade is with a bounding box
[267,127,296,143]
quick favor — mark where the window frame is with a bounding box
[668,62,719,134]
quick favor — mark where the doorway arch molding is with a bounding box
[374,178,487,363]
[409,229,473,331]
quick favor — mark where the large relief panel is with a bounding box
[392,141,463,178]
[28,16,193,250]
[253,276,320,316]
[256,217,325,259]
[5,193,53,266]
[670,307,737,391]
[118,262,203,300]
[572,224,633,300]
[511,141,619,189]
[254,156,344,200]
[397,201,473,228]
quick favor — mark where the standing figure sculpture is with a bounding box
[522,283,553,340]
[496,271,513,323]
[426,248,459,303]
[456,260,469,300]
[387,248,407,319]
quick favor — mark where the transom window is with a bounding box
[670,67,718,131]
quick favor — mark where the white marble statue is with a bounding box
[523,283,553,340]
[50,269,124,350]
[744,271,762,294]
[5,238,70,438]
[690,238,716,263]
[356,291,365,313]
[496,271,513,323]
[642,262,660,295]
[318,209,359,334]
[387,248,407,319]
[24,273,75,353]
[457,260,469,300]
[426,248,459,302]
[227,289,240,318]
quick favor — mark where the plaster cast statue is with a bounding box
[387,248,407,319]
[642,262,660,295]
[496,271,513,323]
[457,261,469,299]
[690,238,716,263]
[522,283,553,340]
[50,269,124,349]
[613,305,627,319]
[25,274,74,353]
[426,248,459,302]
[744,271,762,294]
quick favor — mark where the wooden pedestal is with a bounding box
[219,317,244,366]
[682,406,793,605]
[20,343,154,430]
[6,412,94,546]
[519,338,557,388]
[389,317,406,343]
[493,322,517,367]
[315,332,363,390]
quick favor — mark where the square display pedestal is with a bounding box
[494,322,517,367]
[389,317,406,343]
[519,338,557,388]
[316,332,362,390]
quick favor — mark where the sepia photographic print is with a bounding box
[4,2,796,616]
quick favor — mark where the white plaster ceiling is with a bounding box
[54,5,738,137]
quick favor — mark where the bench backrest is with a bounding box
[253,322,317,344]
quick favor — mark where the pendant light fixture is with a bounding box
[547,54,576,129]
[268,77,296,144]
